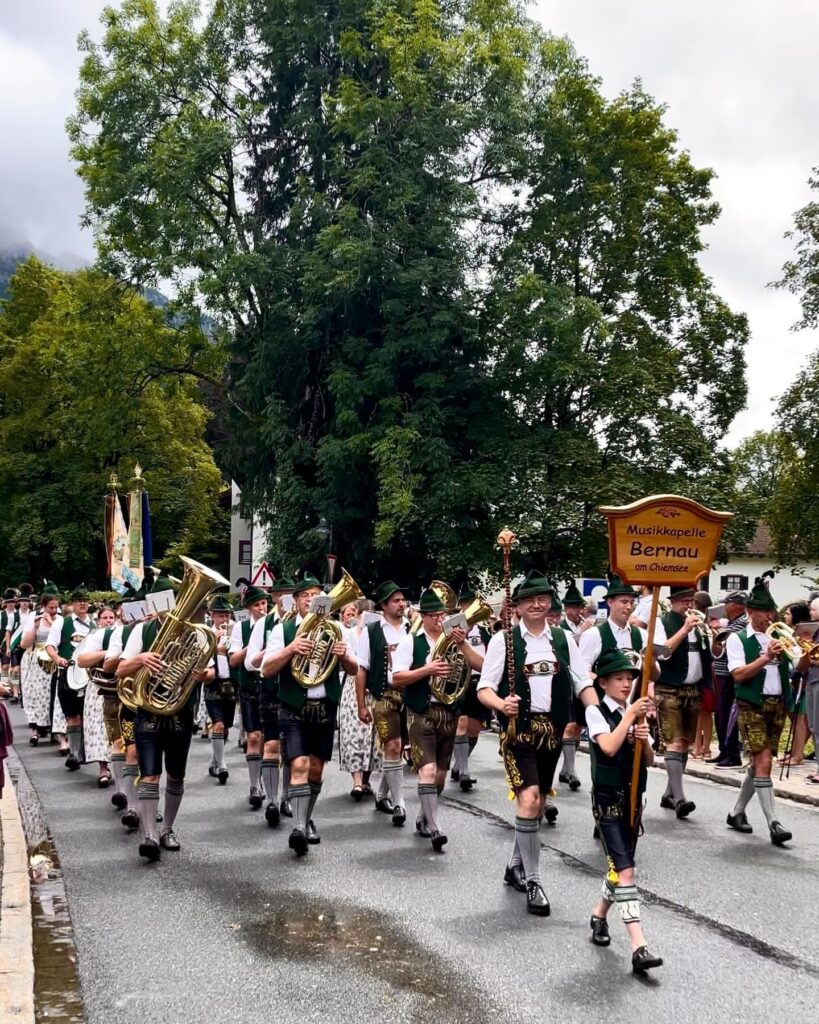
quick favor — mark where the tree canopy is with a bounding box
[0,257,226,587]
[69,0,751,587]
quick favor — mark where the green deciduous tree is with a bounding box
[776,167,819,330]
[0,257,226,587]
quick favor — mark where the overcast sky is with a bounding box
[1,0,816,443]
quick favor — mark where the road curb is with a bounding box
[0,755,35,1024]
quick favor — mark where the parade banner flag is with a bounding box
[126,464,145,581]
[141,490,154,569]
[108,491,139,595]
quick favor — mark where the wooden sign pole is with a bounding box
[630,586,660,829]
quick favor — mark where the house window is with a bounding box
[238,540,252,565]
[720,574,748,592]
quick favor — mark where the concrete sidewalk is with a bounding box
[0,759,35,1024]
[681,754,819,807]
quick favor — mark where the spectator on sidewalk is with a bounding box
[708,592,747,770]
[803,599,819,783]
[781,601,811,767]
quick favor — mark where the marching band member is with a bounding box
[449,585,488,792]
[1,589,20,702]
[45,587,94,771]
[578,575,663,675]
[391,588,482,853]
[723,579,807,846]
[557,581,590,792]
[117,577,202,861]
[355,581,411,826]
[477,571,595,916]
[229,585,270,810]
[20,586,61,744]
[261,575,357,856]
[204,595,236,785]
[76,606,118,787]
[585,649,662,974]
[652,586,712,819]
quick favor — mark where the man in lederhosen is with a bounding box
[392,588,482,853]
[204,595,236,785]
[45,586,94,771]
[557,581,590,792]
[478,571,594,916]
[449,585,488,792]
[355,581,411,827]
[229,585,270,810]
[261,575,358,856]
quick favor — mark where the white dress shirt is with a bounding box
[105,625,126,663]
[478,623,591,713]
[121,622,148,661]
[46,614,92,652]
[585,694,627,740]
[391,628,445,704]
[355,620,409,691]
[244,614,276,672]
[726,626,782,696]
[262,615,329,699]
[579,618,666,674]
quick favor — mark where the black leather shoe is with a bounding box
[306,820,320,845]
[121,809,139,831]
[28,736,39,747]
[392,805,406,827]
[138,838,161,862]
[159,830,181,851]
[415,816,431,838]
[567,774,581,792]
[504,863,526,892]
[375,796,395,815]
[459,774,476,791]
[450,768,460,782]
[705,754,723,764]
[590,915,611,946]
[675,799,696,819]
[208,763,217,777]
[632,946,663,973]
[659,794,675,810]
[217,768,229,785]
[543,805,558,825]
[288,829,308,856]
[249,786,264,810]
[265,802,281,828]
[592,824,601,841]
[526,881,550,916]
[65,755,80,771]
[770,821,792,846]
[111,792,128,811]
[430,829,448,853]
[280,798,293,818]
[726,811,753,834]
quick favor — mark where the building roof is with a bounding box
[728,522,770,558]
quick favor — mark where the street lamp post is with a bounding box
[315,517,336,585]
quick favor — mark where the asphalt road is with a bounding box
[8,700,819,1024]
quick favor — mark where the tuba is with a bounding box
[118,557,231,715]
[429,597,492,705]
[291,569,364,688]
[410,580,457,634]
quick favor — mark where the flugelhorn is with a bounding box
[765,621,816,663]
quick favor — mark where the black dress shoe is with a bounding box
[306,820,320,845]
[208,764,217,778]
[543,805,558,825]
[770,821,793,846]
[97,775,110,789]
[450,768,460,782]
[375,796,395,815]
[111,792,128,811]
[288,828,308,856]
[280,798,293,818]
[705,754,723,764]
[392,805,406,827]
[121,809,139,831]
[567,774,581,792]
[28,736,39,747]
[659,794,675,810]
[217,768,229,785]
[350,785,364,802]
[590,915,611,946]
[675,799,696,819]
[249,786,264,809]
[726,810,753,834]
[138,838,161,862]
[503,863,526,892]
[415,816,431,838]
[430,829,448,853]
[459,774,476,791]
[65,755,80,771]
[159,830,181,851]
[632,946,663,973]
[265,802,281,828]
[592,824,601,841]
[526,881,551,916]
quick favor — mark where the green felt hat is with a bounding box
[242,586,269,607]
[516,571,554,600]
[419,589,447,614]
[292,575,322,595]
[209,595,233,613]
[562,582,584,607]
[41,583,62,599]
[71,587,90,602]
[669,585,697,600]
[270,576,296,594]
[510,584,520,606]
[605,573,638,599]
[746,578,777,612]
[373,581,407,607]
[596,649,641,679]
[3,588,18,602]
[149,577,175,595]
[458,585,478,603]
